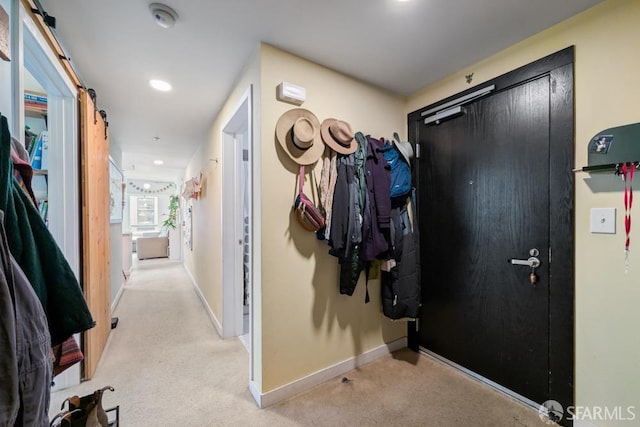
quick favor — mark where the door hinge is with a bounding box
[415,143,421,159]
[549,247,552,264]
[415,318,420,331]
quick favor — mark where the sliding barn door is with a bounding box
[80,89,111,379]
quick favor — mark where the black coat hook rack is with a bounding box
[576,123,640,174]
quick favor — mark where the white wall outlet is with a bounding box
[590,208,616,234]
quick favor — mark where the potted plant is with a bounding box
[161,194,179,232]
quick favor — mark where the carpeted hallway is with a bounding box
[50,259,546,426]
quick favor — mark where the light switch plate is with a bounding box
[590,208,616,234]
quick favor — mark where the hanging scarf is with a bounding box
[622,162,635,273]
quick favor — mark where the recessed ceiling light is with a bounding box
[154,160,164,165]
[149,79,172,91]
[143,183,151,189]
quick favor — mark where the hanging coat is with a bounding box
[0,215,19,425]
[328,154,355,258]
[381,189,421,319]
[0,113,94,346]
[360,134,391,262]
[0,211,52,427]
[328,137,371,299]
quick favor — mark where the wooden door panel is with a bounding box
[417,77,551,403]
[409,48,574,424]
[80,89,111,379]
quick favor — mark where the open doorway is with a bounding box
[18,4,80,389]
[222,87,253,355]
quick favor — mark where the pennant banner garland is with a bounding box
[127,180,176,194]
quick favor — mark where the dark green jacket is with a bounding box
[1,113,94,346]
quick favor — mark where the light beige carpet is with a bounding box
[50,258,546,426]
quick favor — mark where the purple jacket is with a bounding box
[362,135,391,261]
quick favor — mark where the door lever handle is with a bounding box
[508,257,541,269]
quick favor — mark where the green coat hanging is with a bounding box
[0,113,94,346]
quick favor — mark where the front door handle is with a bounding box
[508,257,541,269]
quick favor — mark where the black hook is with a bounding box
[87,88,98,124]
[31,8,56,28]
[614,161,640,176]
[99,110,108,139]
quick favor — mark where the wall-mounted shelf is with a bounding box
[577,161,639,174]
[576,123,640,173]
[24,90,47,117]
[25,105,47,117]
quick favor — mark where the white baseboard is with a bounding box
[183,265,223,338]
[111,281,126,312]
[254,337,407,408]
[250,380,262,407]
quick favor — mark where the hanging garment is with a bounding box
[10,137,29,163]
[360,134,391,262]
[0,217,19,426]
[352,132,366,247]
[9,135,85,376]
[10,138,38,210]
[328,154,357,258]
[52,336,84,377]
[319,147,338,240]
[0,113,95,346]
[327,135,371,299]
[381,141,412,201]
[337,136,368,299]
[0,210,52,427]
[381,189,421,319]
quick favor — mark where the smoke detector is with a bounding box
[149,3,178,29]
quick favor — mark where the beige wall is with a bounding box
[407,0,640,423]
[259,44,406,392]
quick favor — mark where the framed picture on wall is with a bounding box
[109,157,124,223]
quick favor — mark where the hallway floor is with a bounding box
[50,258,547,426]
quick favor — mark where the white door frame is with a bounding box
[16,3,80,390]
[221,87,253,345]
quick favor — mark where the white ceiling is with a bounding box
[39,0,602,181]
